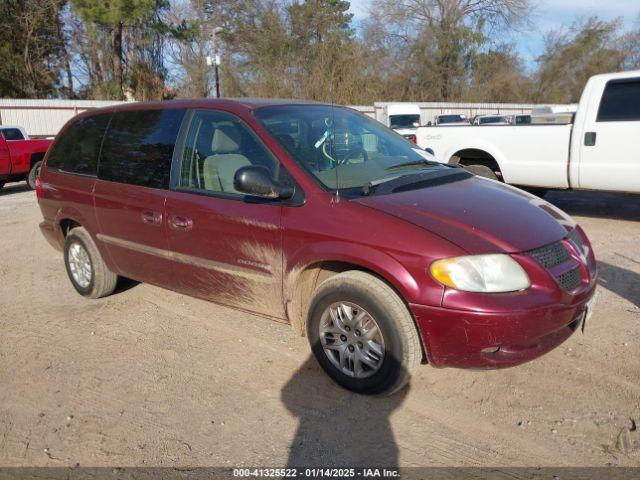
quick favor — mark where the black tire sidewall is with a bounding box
[64,234,95,296]
[307,284,406,395]
[27,161,42,190]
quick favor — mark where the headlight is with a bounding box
[430,254,530,293]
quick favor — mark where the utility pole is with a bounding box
[208,27,223,98]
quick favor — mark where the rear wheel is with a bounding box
[64,227,118,299]
[463,164,498,180]
[307,271,421,396]
[26,160,42,190]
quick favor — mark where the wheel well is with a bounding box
[59,219,81,237]
[451,149,501,177]
[30,152,45,168]
[287,261,405,336]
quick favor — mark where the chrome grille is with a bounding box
[555,268,582,291]
[527,241,571,269]
[566,228,584,251]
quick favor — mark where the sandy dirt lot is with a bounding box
[0,184,639,471]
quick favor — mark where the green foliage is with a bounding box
[2,0,640,103]
[0,0,67,98]
[71,0,163,26]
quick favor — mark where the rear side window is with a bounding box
[99,108,185,189]
[46,114,111,175]
[1,128,25,140]
[597,79,640,122]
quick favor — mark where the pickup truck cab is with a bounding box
[38,99,597,395]
[416,70,640,193]
[0,126,53,190]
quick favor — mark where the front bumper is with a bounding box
[410,282,597,369]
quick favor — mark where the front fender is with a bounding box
[286,240,426,305]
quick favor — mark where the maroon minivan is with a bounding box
[37,99,597,395]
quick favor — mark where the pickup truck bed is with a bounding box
[0,134,52,190]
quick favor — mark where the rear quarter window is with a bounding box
[597,78,640,122]
[46,114,112,175]
[1,128,25,140]
[98,108,186,189]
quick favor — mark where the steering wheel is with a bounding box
[339,146,369,165]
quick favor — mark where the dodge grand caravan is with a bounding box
[37,99,597,395]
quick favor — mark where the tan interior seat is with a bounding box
[203,126,251,193]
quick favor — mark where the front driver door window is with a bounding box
[179,111,279,195]
[164,110,286,319]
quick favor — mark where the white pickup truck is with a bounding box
[416,70,640,194]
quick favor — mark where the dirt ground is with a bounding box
[0,183,639,471]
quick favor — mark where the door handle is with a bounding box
[169,215,193,231]
[141,210,162,226]
[584,132,597,146]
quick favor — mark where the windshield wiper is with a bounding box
[362,175,406,196]
[384,159,440,171]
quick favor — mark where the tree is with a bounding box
[70,0,174,100]
[0,0,67,98]
[164,0,210,97]
[534,17,629,103]
[367,0,533,101]
[468,46,532,102]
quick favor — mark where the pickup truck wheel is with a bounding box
[64,227,118,299]
[26,161,42,190]
[307,271,421,396]
[462,164,498,180]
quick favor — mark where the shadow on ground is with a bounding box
[114,276,141,295]
[544,190,640,222]
[281,355,408,468]
[0,183,30,197]
[598,261,640,308]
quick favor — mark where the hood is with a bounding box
[355,176,573,254]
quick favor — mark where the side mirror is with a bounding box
[234,165,295,200]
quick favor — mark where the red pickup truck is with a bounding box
[0,126,53,190]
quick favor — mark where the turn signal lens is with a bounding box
[430,254,530,293]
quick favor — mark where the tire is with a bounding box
[0,181,4,190]
[64,227,118,299]
[463,164,498,180]
[26,160,42,190]
[306,271,422,396]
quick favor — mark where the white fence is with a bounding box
[0,99,125,137]
[0,98,572,137]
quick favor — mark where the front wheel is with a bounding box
[26,160,42,190]
[64,227,118,299]
[307,271,422,396]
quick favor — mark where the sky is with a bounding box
[347,0,639,68]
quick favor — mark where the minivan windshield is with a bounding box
[255,105,451,195]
